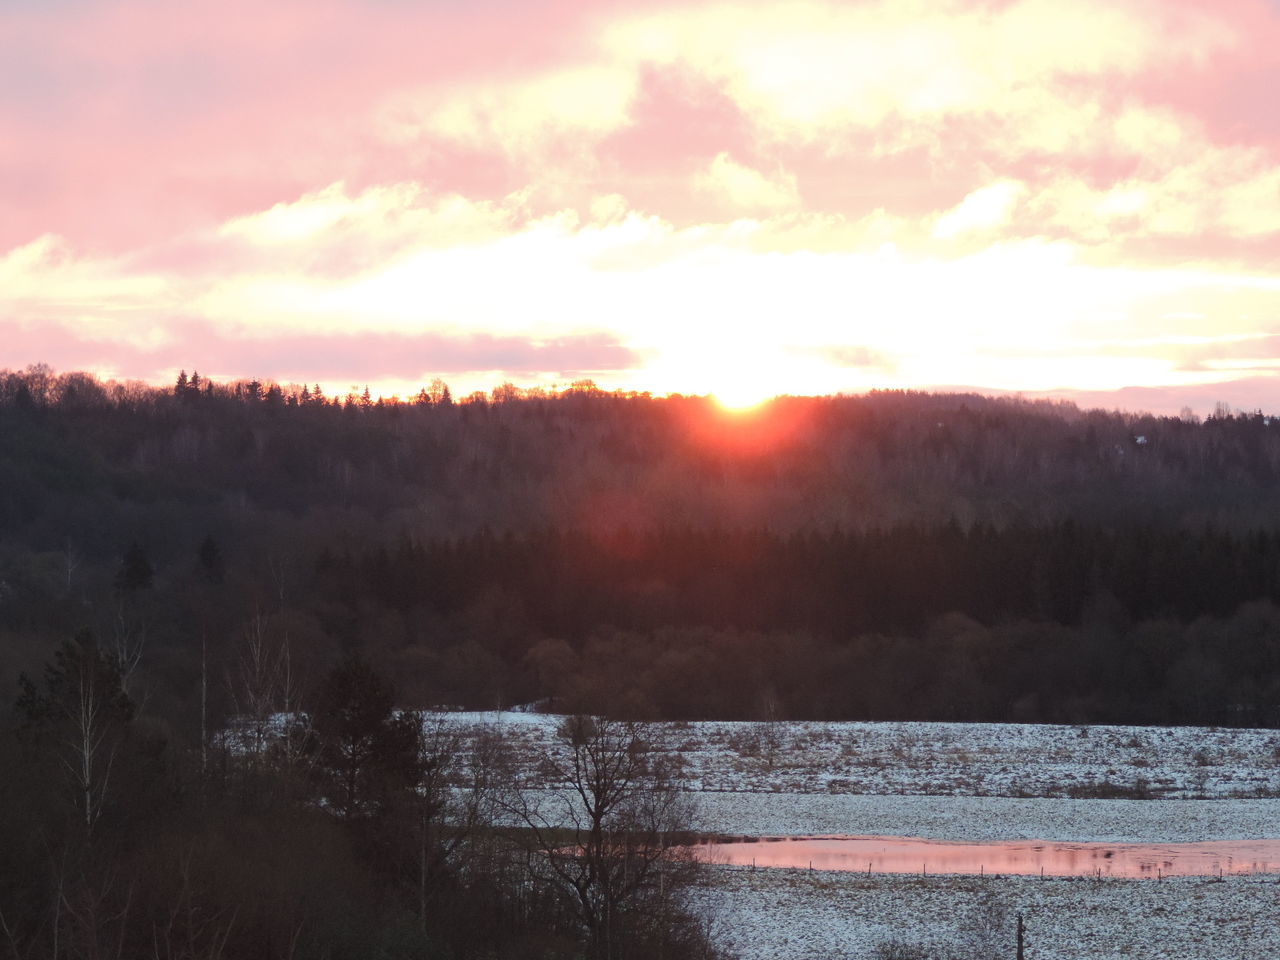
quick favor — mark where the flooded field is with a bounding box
[697,835,1280,877]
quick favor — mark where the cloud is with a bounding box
[933,181,1027,239]
[1027,145,1280,245]
[819,346,894,371]
[7,183,1280,401]
[378,63,639,159]
[602,0,1236,143]
[693,152,799,213]
[0,319,638,385]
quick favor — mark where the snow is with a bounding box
[435,712,1280,959]
[439,712,1280,804]
[693,869,1280,960]
[688,793,1280,844]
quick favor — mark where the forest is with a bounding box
[3,364,1280,726]
[4,363,1280,957]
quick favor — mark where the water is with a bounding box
[694,836,1280,877]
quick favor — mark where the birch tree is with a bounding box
[17,631,134,833]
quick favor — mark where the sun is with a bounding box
[704,351,779,411]
[712,382,772,411]
[649,343,796,411]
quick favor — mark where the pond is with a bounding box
[693,836,1280,878]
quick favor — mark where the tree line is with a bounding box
[7,364,1280,550]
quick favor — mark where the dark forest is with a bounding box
[4,365,1280,726]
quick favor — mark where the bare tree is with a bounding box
[505,715,704,960]
[410,720,509,931]
[62,539,83,595]
[225,612,290,765]
[148,849,238,960]
[110,601,148,699]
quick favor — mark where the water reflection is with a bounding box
[693,836,1280,878]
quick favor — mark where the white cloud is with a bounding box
[693,153,800,213]
[377,64,637,158]
[603,0,1235,143]
[1029,146,1280,242]
[932,181,1027,239]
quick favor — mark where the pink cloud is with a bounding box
[6,0,1278,252]
[0,0,608,251]
[1,319,637,384]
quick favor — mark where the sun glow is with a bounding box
[713,383,773,411]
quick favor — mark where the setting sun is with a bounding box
[712,380,774,411]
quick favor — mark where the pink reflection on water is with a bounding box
[694,836,1280,878]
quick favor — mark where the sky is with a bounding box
[2,0,1279,413]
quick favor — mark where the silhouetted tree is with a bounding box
[506,715,704,960]
[198,534,225,584]
[16,630,135,831]
[114,541,153,596]
[311,655,419,820]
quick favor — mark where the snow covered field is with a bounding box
[442,711,1280,803]
[441,712,1280,959]
[693,868,1280,960]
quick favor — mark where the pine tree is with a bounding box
[311,656,419,820]
[198,535,224,584]
[114,542,154,595]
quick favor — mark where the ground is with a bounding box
[436,712,1280,958]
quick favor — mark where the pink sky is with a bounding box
[3,0,1279,412]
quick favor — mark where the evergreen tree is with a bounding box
[114,541,154,595]
[311,656,420,820]
[198,535,225,584]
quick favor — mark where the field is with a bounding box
[441,711,1280,959]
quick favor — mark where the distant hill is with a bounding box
[4,365,1280,726]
